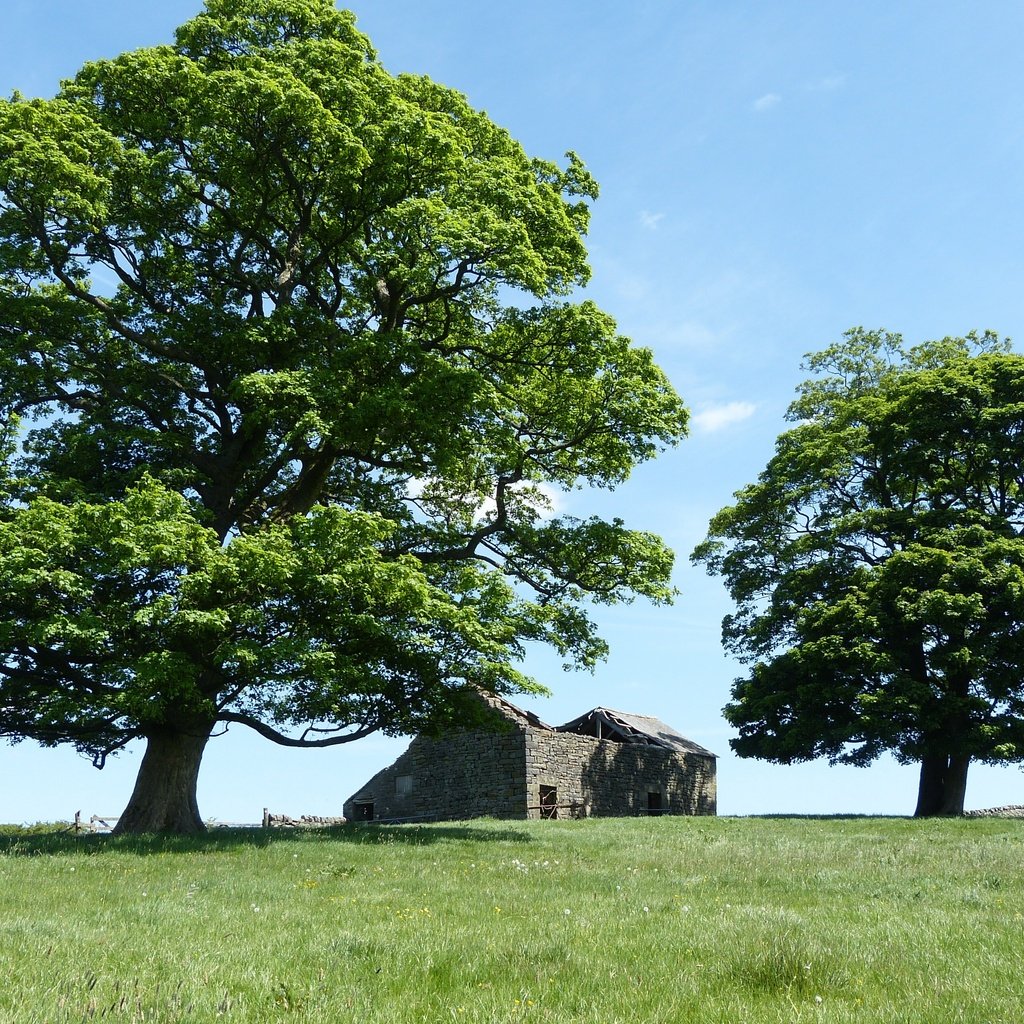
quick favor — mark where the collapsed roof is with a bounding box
[556,707,716,758]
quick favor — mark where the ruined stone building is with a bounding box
[342,696,716,822]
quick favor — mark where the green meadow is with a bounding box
[0,816,1021,1023]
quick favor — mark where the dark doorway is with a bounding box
[539,786,558,820]
[647,792,663,817]
[354,802,374,821]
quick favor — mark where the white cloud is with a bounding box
[752,93,781,112]
[639,210,665,230]
[408,477,565,522]
[476,480,565,521]
[691,401,756,433]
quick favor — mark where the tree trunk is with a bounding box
[113,724,212,834]
[914,753,947,817]
[937,754,970,815]
[914,752,971,817]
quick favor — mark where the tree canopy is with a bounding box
[0,0,687,832]
[693,328,1024,816]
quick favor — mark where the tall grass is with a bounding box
[0,816,1021,1022]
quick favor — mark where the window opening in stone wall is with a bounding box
[647,792,663,816]
[540,785,558,819]
[395,775,413,796]
[354,802,374,821]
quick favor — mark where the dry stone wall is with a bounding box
[964,805,1024,818]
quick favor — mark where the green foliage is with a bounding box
[0,478,568,761]
[694,328,1024,810]
[0,0,685,805]
[1,816,1022,1022]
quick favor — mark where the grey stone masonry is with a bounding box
[343,694,716,823]
[525,730,716,818]
[344,725,527,822]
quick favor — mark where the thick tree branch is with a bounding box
[217,711,378,747]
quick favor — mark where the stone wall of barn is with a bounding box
[523,730,716,818]
[342,723,528,822]
[342,720,716,822]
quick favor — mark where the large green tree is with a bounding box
[0,0,686,833]
[693,329,1024,816]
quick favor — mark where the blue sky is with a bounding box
[3,1,1024,822]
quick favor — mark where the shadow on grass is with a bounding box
[736,814,913,820]
[0,820,533,857]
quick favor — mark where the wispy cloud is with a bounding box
[639,210,665,230]
[692,401,756,433]
[752,92,781,113]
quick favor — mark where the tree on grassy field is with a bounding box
[693,329,1024,816]
[0,0,687,833]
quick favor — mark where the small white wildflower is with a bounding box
[69,867,75,873]
[642,906,650,913]
[251,904,261,913]
[815,996,823,1005]
[563,908,571,916]
[141,892,147,897]
[682,905,690,912]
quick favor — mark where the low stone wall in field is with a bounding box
[262,812,347,828]
[964,805,1024,818]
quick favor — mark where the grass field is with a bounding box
[0,816,1021,1023]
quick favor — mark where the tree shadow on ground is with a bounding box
[737,814,913,820]
[0,820,533,857]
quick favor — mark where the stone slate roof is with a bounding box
[556,706,716,758]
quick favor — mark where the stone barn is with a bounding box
[342,696,716,822]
